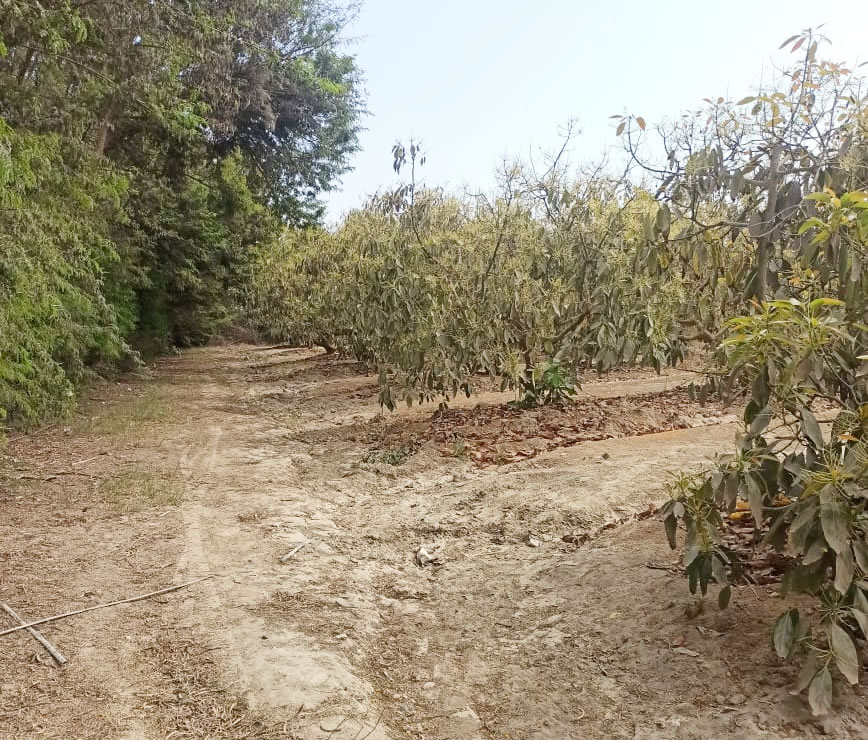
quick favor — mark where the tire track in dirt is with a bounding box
[172,386,389,739]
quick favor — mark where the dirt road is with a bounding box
[1,345,866,739]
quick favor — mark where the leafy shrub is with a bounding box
[511,361,578,409]
[660,192,868,714]
[0,122,132,426]
[0,0,362,431]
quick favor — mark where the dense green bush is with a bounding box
[0,122,130,423]
[0,0,362,430]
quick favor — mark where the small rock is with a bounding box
[414,545,442,567]
[415,547,433,567]
[602,452,610,460]
[671,646,700,657]
[527,535,542,548]
[422,681,436,690]
[729,693,747,706]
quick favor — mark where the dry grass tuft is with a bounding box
[236,508,269,524]
[99,469,183,512]
[142,636,295,739]
[75,387,167,438]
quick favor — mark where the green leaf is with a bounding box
[798,217,824,235]
[808,667,833,716]
[684,540,700,567]
[687,561,698,594]
[718,584,731,610]
[616,121,626,136]
[773,609,798,658]
[655,204,671,239]
[807,297,845,309]
[854,588,868,615]
[851,608,868,639]
[835,546,855,595]
[664,515,678,549]
[737,96,756,105]
[790,496,819,552]
[829,623,859,684]
[794,652,818,694]
[801,409,824,449]
[820,487,851,554]
[805,192,833,203]
[802,538,828,565]
[853,540,868,572]
[746,475,764,528]
[749,406,772,437]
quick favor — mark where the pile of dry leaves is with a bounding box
[367,388,734,466]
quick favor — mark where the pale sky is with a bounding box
[324,1,867,221]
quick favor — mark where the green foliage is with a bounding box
[0,0,362,429]
[0,121,130,424]
[511,361,578,409]
[249,151,688,409]
[620,29,866,341]
[660,191,868,715]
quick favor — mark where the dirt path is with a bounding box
[2,345,867,739]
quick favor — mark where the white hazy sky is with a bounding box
[324,1,867,221]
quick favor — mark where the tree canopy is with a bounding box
[0,0,363,425]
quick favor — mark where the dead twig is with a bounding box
[0,575,214,638]
[279,542,307,563]
[6,423,57,444]
[354,710,385,740]
[644,562,683,574]
[320,716,350,734]
[16,470,98,483]
[1,603,68,665]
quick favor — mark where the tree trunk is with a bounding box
[17,49,36,85]
[94,97,118,156]
[755,145,782,301]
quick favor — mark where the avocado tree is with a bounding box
[660,187,868,714]
[618,29,864,343]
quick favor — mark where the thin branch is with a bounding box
[0,576,215,638]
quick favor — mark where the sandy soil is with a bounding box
[1,345,867,739]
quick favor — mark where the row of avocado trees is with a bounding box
[249,31,868,713]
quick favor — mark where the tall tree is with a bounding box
[0,0,363,425]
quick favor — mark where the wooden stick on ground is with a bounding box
[0,575,214,639]
[279,542,307,563]
[1,603,68,665]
